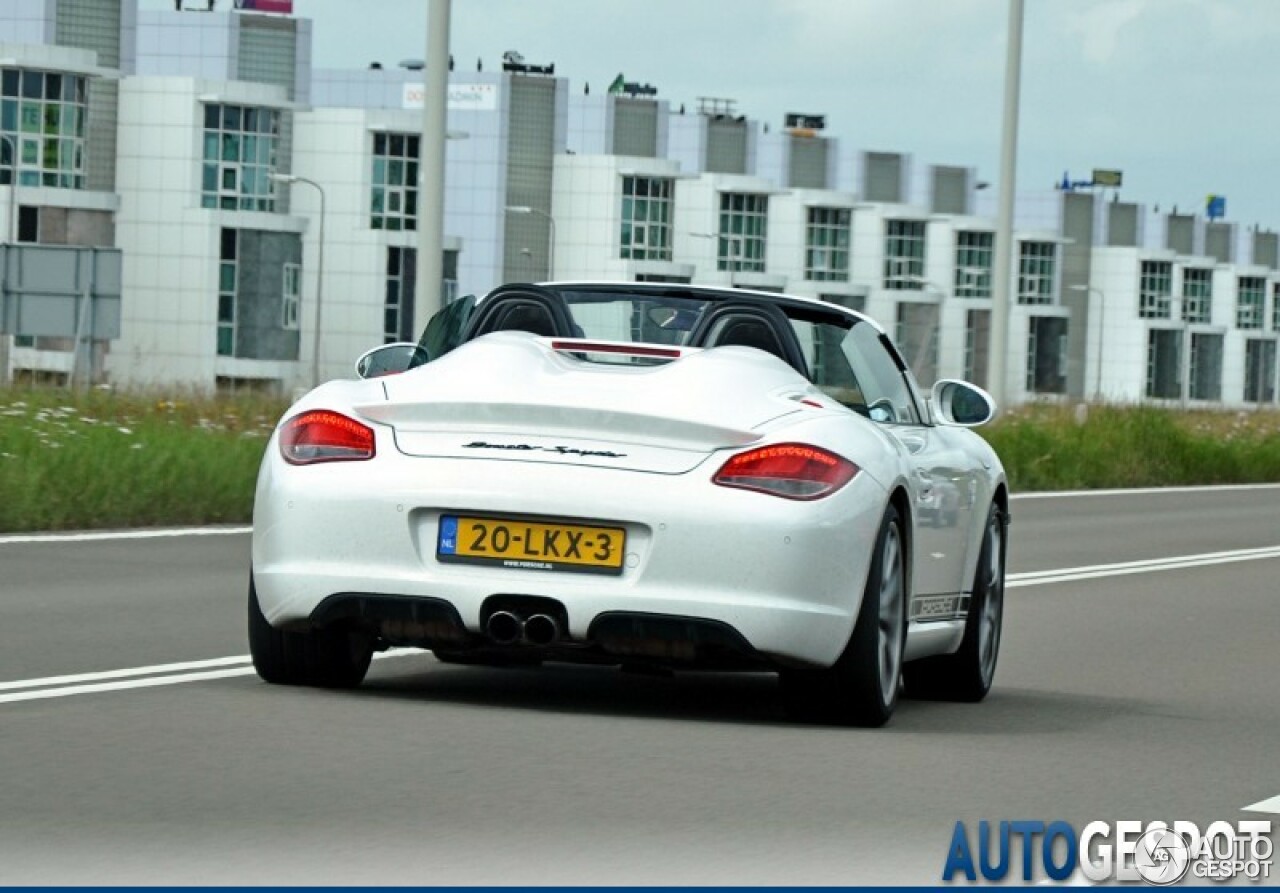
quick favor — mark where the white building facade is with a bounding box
[2,0,1278,406]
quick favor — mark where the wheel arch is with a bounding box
[887,484,914,602]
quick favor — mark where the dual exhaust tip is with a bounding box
[486,610,560,646]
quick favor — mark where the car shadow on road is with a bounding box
[360,658,789,727]
[352,654,1147,732]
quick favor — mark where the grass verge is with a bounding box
[1,389,1278,533]
[0,388,286,532]
[980,403,1280,491]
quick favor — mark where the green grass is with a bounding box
[0,388,287,532]
[980,403,1280,491]
[2,388,1278,533]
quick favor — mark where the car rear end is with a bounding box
[251,334,891,669]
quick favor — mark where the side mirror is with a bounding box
[931,379,996,427]
[355,342,429,379]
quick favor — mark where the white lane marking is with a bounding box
[1011,482,1280,500]
[1008,545,1280,588]
[3,543,1278,706]
[1,482,1278,544]
[0,655,251,692]
[0,666,257,704]
[1243,795,1280,815]
[0,526,251,545]
[0,650,416,706]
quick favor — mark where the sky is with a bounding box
[152,0,1280,232]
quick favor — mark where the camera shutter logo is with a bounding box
[1134,826,1191,885]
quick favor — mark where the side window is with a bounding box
[843,322,920,425]
[791,319,868,414]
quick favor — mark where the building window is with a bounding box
[717,192,767,272]
[217,228,237,356]
[371,132,419,231]
[0,67,88,188]
[1138,260,1173,319]
[965,309,990,384]
[1188,332,1223,401]
[1017,241,1056,305]
[1145,329,1183,399]
[1026,316,1068,394]
[1237,276,1266,329]
[804,206,850,281]
[621,176,673,261]
[1244,339,1277,403]
[201,104,280,212]
[955,231,993,298]
[385,246,415,344]
[1182,268,1212,323]
[282,262,300,331]
[896,301,938,385]
[884,219,925,289]
[1274,284,1280,332]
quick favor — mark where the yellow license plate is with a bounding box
[437,515,626,575]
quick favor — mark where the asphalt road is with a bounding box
[2,485,1278,884]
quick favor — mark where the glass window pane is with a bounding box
[217,326,233,356]
[1,70,18,97]
[20,102,39,133]
[220,262,236,292]
[221,133,239,162]
[204,104,219,129]
[1,98,15,131]
[21,71,42,99]
[44,74,62,100]
[222,105,241,130]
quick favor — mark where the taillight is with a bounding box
[712,443,858,500]
[279,410,376,465]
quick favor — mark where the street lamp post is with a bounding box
[1,132,17,244]
[505,205,556,281]
[1069,284,1105,401]
[988,0,1026,410]
[1,132,19,386]
[271,173,326,388]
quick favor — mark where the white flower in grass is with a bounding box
[131,443,145,450]
[117,426,132,435]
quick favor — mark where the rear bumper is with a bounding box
[252,445,889,668]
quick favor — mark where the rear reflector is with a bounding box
[279,410,376,465]
[712,443,858,500]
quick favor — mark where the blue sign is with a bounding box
[1206,195,1226,220]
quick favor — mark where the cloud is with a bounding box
[1063,0,1150,65]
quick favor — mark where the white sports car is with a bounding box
[249,282,1008,726]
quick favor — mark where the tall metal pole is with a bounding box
[415,0,452,330]
[312,182,326,387]
[1,133,17,386]
[988,0,1025,410]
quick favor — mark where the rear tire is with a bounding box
[248,576,373,688]
[781,504,907,727]
[904,502,1006,702]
